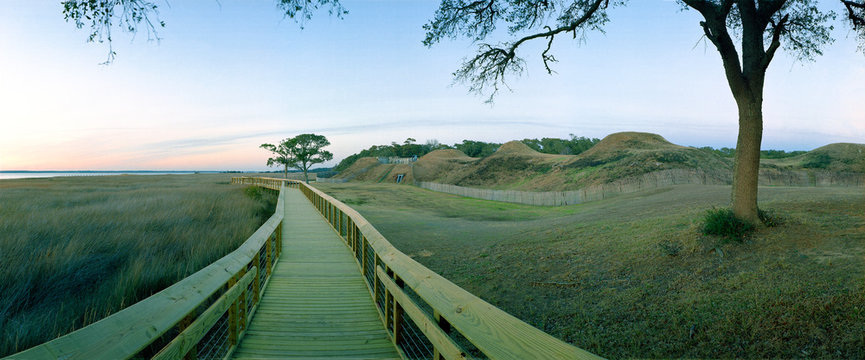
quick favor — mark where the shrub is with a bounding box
[803,153,832,169]
[701,208,754,242]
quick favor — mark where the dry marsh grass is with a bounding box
[315,182,865,358]
[0,174,274,356]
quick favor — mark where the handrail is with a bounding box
[275,176,601,359]
[6,183,289,360]
[11,175,599,359]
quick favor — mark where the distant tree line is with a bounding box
[521,135,600,155]
[699,147,807,159]
[333,135,601,172]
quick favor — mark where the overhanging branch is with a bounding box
[844,0,865,28]
[455,0,608,101]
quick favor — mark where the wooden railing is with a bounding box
[7,182,288,360]
[10,176,599,359]
[286,177,600,359]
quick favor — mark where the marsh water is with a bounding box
[0,171,204,180]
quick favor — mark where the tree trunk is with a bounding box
[283,166,288,179]
[731,96,763,225]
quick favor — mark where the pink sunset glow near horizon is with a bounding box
[1,1,863,171]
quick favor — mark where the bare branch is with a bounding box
[454,44,524,103]
[541,27,558,74]
[452,0,608,101]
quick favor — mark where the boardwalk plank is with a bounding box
[233,189,398,359]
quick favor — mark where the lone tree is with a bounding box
[260,141,292,179]
[261,134,333,183]
[60,0,865,224]
[422,0,863,225]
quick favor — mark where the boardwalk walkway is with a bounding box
[233,189,400,359]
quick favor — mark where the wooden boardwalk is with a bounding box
[233,189,400,359]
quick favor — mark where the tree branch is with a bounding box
[844,0,865,28]
[453,0,607,101]
[62,0,165,64]
[423,0,500,46]
[685,0,749,98]
[762,13,789,70]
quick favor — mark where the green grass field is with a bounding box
[0,174,275,357]
[314,182,865,358]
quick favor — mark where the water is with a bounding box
[0,171,209,180]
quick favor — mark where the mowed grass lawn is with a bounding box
[314,182,865,359]
[0,174,275,356]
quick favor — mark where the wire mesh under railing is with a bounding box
[397,312,436,359]
[195,311,230,360]
[374,264,385,314]
[258,243,267,290]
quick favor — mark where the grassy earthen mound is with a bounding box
[558,132,733,187]
[333,157,380,180]
[578,132,679,158]
[333,132,862,191]
[442,141,571,189]
[434,133,731,191]
[797,143,865,172]
[413,149,478,182]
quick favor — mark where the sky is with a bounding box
[0,0,863,171]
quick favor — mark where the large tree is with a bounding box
[422,0,863,224]
[262,134,334,183]
[61,0,864,223]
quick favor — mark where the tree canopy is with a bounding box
[60,0,347,63]
[522,135,600,155]
[261,134,333,183]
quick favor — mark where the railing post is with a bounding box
[227,274,239,346]
[361,236,368,278]
[252,263,261,305]
[238,268,248,332]
[349,221,355,252]
[337,210,342,237]
[384,287,391,332]
[179,314,197,360]
[433,310,452,360]
[276,222,283,258]
[372,255,378,307]
[266,234,273,277]
[393,275,404,346]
